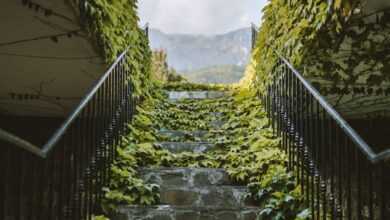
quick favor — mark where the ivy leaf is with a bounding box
[334,0,342,9]
[295,209,311,220]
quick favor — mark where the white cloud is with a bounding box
[138,0,267,35]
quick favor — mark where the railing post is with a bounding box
[144,22,150,41]
[251,23,258,50]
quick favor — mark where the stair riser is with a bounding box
[155,142,216,153]
[159,120,226,131]
[157,130,209,142]
[167,91,228,101]
[113,207,259,220]
[141,168,232,187]
[159,187,250,208]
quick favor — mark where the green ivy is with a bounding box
[163,82,230,91]
[101,84,309,219]
[81,0,155,97]
[242,0,390,118]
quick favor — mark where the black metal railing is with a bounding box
[262,53,390,219]
[144,22,150,40]
[251,23,258,50]
[0,48,137,220]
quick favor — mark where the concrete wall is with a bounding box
[0,0,105,118]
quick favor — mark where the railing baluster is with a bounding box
[357,148,363,220]
[88,101,95,219]
[47,148,56,220]
[368,162,374,220]
[336,124,343,219]
[0,145,3,220]
[381,162,389,219]
[0,48,139,219]
[58,134,68,220]
[262,51,390,220]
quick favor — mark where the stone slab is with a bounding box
[157,130,209,141]
[167,91,227,101]
[113,205,260,220]
[140,168,233,188]
[150,186,251,208]
[154,142,215,153]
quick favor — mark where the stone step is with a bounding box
[157,130,209,141]
[140,168,233,188]
[167,91,227,101]
[114,205,260,220]
[158,185,251,208]
[155,142,216,153]
[166,112,222,118]
[210,120,225,128]
[159,120,225,132]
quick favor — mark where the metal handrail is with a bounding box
[0,48,128,158]
[41,49,128,156]
[274,51,390,163]
[0,128,43,157]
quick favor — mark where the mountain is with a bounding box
[149,28,252,72]
[183,65,245,84]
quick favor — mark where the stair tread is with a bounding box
[167,91,228,100]
[115,205,260,220]
[158,185,252,208]
[157,130,209,141]
[159,121,226,132]
[118,204,260,211]
[140,167,233,187]
[155,142,216,153]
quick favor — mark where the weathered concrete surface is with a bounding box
[113,205,260,220]
[0,0,105,117]
[157,130,209,141]
[167,91,228,100]
[140,168,232,187]
[154,142,216,153]
[158,186,250,208]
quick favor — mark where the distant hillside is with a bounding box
[183,65,245,84]
[149,28,251,72]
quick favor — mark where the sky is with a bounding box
[138,0,268,35]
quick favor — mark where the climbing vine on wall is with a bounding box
[242,0,390,118]
[241,0,331,90]
[80,0,153,97]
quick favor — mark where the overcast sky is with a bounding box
[138,0,268,35]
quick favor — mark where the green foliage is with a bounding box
[151,49,187,82]
[101,145,161,213]
[83,0,154,97]
[215,89,308,219]
[100,97,164,213]
[249,165,308,220]
[101,82,308,218]
[163,82,230,91]
[92,215,110,220]
[242,0,390,117]
[241,0,331,90]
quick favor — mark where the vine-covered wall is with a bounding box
[243,0,390,119]
[75,0,153,97]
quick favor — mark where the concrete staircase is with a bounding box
[113,91,260,220]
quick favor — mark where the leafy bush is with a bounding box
[101,85,309,218]
[242,0,390,118]
[83,0,154,97]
